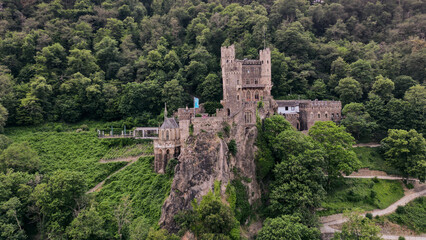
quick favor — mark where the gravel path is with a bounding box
[86,154,153,193]
[353,143,381,148]
[321,176,426,240]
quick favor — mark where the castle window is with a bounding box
[332,113,335,118]
[227,60,229,63]
[318,114,321,118]
[166,130,169,140]
[237,80,239,85]
[246,80,250,84]
[255,79,258,84]
[227,109,231,116]
[244,112,252,123]
[255,92,259,100]
[246,91,251,101]
[336,113,339,118]
[325,114,328,118]
[237,95,239,101]
[285,106,288,111]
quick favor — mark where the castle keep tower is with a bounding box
[220,44,273,123]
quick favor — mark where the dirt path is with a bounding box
[86,154,153,194]
[99,154,149,163]
[353,143,381,147]
[321,174,426,240]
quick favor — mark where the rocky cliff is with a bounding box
[159,124,261,232]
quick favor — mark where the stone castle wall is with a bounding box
[300,100,342,130]
[192,117,225,135]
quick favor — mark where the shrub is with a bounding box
[396,206,405,214]
[372,177,379,183]
[80,124,89,131]
[228,140,237,156]
[55,124,64,132]
[365,213,373,219]
[217,132,223,139]
[195,114,202,117]
[406,182,414,189]
[166,158,179,176]
[398,237,406,240]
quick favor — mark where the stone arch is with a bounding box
[227,108,231,116]
[318,112,321,118]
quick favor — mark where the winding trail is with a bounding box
[86,154,153,194]
[321,171,426,240]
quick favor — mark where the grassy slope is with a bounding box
[319,178,404,216]
[102,143,154,160]
[388,197,426,233]
[4,125,126,188]
[354,147,401,175]
[95,156,172,225]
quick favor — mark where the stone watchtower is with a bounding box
[220,44,273,123]
[153,107,181,174]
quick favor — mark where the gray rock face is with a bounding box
[159,126,261,232]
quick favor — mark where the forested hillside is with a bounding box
[0,0,424,138]
[0,0,425,239]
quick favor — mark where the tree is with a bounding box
[341,103,377,140]
[0,134,11,151]
[198,73,222,102]
[335,77,363,105]
[94,36,120,77]
[310,79,327,100]
[332,210,382,240]
[381,129,426,181]
[162,79,184,113]
[269,148,326,221]
[370,75,395,101]
[0,142,39,173]
[175,184,240,240]
[119,81,161,117]
[129,216,150,240]
[257,215,321,240]
[66,204,108,240]
[16,95,44,125]
[67,49,100,76]
[31,170,87,236]
[309,121,360,185]
[404,85,426,113]
[349,59,375,94]
[0,103,7,132]
[393,75,417,99]
[115,195,133,240]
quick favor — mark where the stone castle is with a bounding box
[153,45,341,174]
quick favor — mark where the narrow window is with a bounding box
[237,95,239,101]
[285,106,288,111]
[166,130,169,140]
[318,114,321,118]
[325,114,328,118]
[255,92,259,100]
[237,80,239,85]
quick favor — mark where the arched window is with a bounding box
[255,91,259,100]
[227,108,231,116]
[244,112,252,123]
[166,130,169,140]
[325,113,328,118]
[237,95,239,101]
[246,91,251,101]
[318,113,321,118]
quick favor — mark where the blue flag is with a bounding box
[194,97,199,108]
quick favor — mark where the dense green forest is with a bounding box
[0,0,425,239]
[0,0,424,138]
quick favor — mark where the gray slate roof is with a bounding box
[160,118,179,129]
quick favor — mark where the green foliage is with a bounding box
[257,215,321,240]
[229,179,251,224]
[31,170,87,235]
[102,143,153,160]
[388,197,426,233]
[0,103,7,132]
[146,228,179,240]
[341,103,377,141]
[309,121,360,185]
[332,210,382,240]
[96,157,172,227]
[319,179,404,216]
[381,129,426,181]
[228,139,237,156]
[176,185,240,240]
[335,77,363,105]
[0,142,40,173]
[165,158,179,177]
[203,102,223,115]
[66,204,109,240]
[353,147,401,175]
[5,126,126,187]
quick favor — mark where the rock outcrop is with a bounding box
[159,125,261,232]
